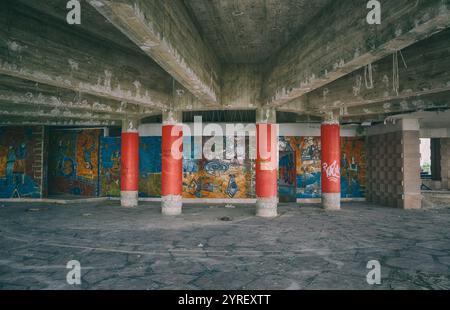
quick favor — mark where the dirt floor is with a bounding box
[0,200,449,290]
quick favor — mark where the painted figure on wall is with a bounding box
[183,136,253,199]
[48,129,101,197]
[100,137,121,197]
[0,127,41,198]
[279,136,366,199]
[76,130,99,180]
[340,137,366,198]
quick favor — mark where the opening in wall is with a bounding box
[431,138,442,181]
[420,138,431,180]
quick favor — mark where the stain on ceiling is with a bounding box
[183,0,333,64]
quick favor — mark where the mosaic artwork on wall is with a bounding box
[182,136,254,199]
[48,129,101,197]
[340,137,366,198]
[138,136,162,197]
[0,127,42,198]
[99,137,121,197]
[279,136,366,199]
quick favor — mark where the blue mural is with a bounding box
[48,129,101,197]
[100,137,121,197]
[0,127,41,198]
[139,137,161,176]
[139,136,162,197]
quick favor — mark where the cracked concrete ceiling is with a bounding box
[183,0,333,64]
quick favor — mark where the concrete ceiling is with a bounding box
[183,0,332,64]
[1,0,449,126]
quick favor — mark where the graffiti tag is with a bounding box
[322,160,340,183]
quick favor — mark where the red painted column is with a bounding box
[120,124,139,208]
[321,121,341,210]
[161,123,183,215]
[255,123,278,217]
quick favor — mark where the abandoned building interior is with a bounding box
[0,0,450,217]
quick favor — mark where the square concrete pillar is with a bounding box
[366,119,422,209]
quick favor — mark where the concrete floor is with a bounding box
[0,201,449,290]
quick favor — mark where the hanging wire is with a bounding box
[392,52,400,96]
[392,50,408,96]
[364,63,374,89]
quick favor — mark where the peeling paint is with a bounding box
[6,41,24,53]
[68,59,79,71]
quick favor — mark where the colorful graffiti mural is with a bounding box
[99,137,121,197]
[139,136,162,197]
[182,136,254,199]
[0,127,42,198]
[340,137,366,198]
[279,136,366,199]
[48,129,101,197]
[96,133,365,200]
[279,151,297,202]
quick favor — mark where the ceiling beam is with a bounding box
[263,0,450,108]
[307,29,450,114]
[0,1,171,109]
[0,102,121,120]
[340,91,450,119]
[0,75,155,117]
[279,28,450,117]
[0,116,120,126]
[89,0,221,107]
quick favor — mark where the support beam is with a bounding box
[90,0,221,106]
[340,91,450,119]
[0,116,120,126]
[120,118,139,208]
[255,107,278,218]
[0,2,171,109]
[161,110,183,215]
[307,29,450,115]
[321,119,341,210]
[0,75,155,116]
[0,102,120,120]
[263,0,450,107]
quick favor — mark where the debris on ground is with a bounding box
[26,208,47,212]
[219,216,233,222]
[225,204,236,209]
[197,243,204,248]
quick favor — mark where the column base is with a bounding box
[256,197,278,218]
[322,193,341,210]
[162,195,182,215]
[121,191,138,208]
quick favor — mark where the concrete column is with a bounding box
[321,119,341,210]
[366,119,421,209]
[441,138,450,190]
[255,107,278,218]
[120,118,139,207]
[161,110,183,215]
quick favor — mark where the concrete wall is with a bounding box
[366,120,421,209]
[441,138,450,190]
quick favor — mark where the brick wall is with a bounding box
[366,130,421,209]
